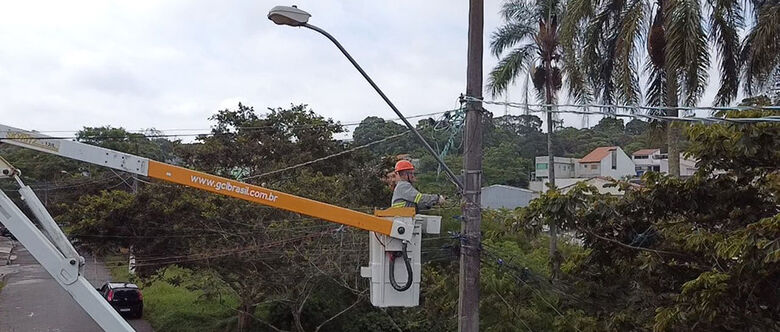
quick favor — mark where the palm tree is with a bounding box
[560,0,742,176]
[741,0,780,96]
[488,0,590,279]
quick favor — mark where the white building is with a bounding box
[575,146,635,179]
[531,146,636,194]
[660,154,699,177]
[534,156,577,180]
[481,185,539,209]
[632,148,662,175]
[631,150,701,177]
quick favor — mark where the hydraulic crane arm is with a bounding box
[0,124,432,332]
[0,124,412,240]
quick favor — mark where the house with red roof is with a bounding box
[574,146,635,179]
[531,146,636,193]
[531,146,703,194]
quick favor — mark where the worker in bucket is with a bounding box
[391,160,446,211]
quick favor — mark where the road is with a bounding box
[0,242,154,332]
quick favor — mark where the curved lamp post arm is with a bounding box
[303,23,464,191]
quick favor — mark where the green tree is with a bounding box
[561,0,744,178]
[178,103,347,180]
[514,109,779,330]
[64,104,390,331]
[489,0,592,277]
[485,114,548,161]
[352,116,416,156]
[740,0,780,96]
[77,126,175,162]
[176,104,388,331]
[0,126,174,218]
[483,142,531,188]
[624,119,649,136]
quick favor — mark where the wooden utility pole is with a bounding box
[459,0,483,331]
[543,13,560,280]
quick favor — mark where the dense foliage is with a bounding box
[514,109,779,331]
[1,97,777,331]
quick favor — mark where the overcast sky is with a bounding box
[0,1,724,139]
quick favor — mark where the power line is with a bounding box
[480,247,583,332]
[130,231,331,266]
[2,174,121,192]
[243,130,410,180]
[470,96,780,111]
[519,106,780,124]
[2,110,452,140]
[101,243,453,272]
[72,226,341,239]
[127,233,459,268]
[467,97,780,124]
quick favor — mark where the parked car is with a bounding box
[97,282,143,318]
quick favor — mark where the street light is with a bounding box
[268,5,310,26]
[268,5,464,191]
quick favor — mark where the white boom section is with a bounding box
[0,173,135,331]
[0,124,149,176]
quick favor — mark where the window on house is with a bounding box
[591,164,598,169]
[611,151,617,170]
[634,155,648,159]
[536,163,548,170]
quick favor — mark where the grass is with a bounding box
[105,256,239,332]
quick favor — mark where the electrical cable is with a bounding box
[388,241,413,292]
[479,247,582,332]
[302,22,464,192]
[72,224,341,239]
[0,110,452,140]
[243,130,410,180]
[466,97,780,124]
[469,96,780,112]
[131,231,329,266]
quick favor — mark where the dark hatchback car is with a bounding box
[98,282,143,318]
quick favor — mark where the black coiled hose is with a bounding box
[389,241,413,292]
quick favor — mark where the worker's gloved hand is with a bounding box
[438,195,446,205]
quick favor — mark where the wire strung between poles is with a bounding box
[464,96,780,124]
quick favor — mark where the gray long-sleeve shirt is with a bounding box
[391,180,439,211]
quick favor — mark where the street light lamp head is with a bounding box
[268,5,311,26]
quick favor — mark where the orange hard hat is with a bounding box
[395,160,415,172]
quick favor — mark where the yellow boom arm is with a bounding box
[0,124,412,240]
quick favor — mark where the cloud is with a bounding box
[0,0,725,139]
